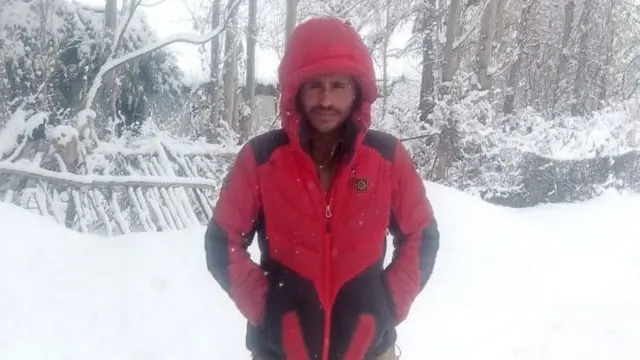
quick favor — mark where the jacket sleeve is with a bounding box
[205,143,268,326]
[384,141,440,325]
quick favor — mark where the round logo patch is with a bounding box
[354,178,368,193]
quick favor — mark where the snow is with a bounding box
[0,108,30,158]
[0,161,220,189]
[93,135,239,156]
[47,125,79,147]
[0,110,48,158]
[2,182,640,359]
[508,99,640,160]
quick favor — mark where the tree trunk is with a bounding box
[431,0,461,181]
[571,0,594,116]
[103,0,119,125]
[441,0,460,91]
[503,0,535,115]
[551,0,574,117]
[494,0,505,45]
[476,0,497,90]
[222,1,239,130]
[598,0,616,105]
[418,0,436,124]
[208,0,222,141]
[285,0,298,46]
[239,0,258,143]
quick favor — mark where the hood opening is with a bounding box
[278,18,378,146]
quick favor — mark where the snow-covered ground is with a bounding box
[1,183,639,360]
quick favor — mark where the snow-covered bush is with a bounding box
[377,78,640,206]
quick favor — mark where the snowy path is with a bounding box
[1,184,639,360]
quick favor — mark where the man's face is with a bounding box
[298,74,357,133]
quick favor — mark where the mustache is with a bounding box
[310,105,340,115]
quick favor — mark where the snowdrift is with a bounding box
[0,204,244,359]
[1,183,640,359]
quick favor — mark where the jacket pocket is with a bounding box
[380,272,397,326]
[282,311,311,360]
[258,272,277,329]
[363,273,398,358]
[343,314,376,360]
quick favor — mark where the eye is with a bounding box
[304,81,322,90]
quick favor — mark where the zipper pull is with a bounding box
[325,205,332,218]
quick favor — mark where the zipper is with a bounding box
[321,167,339,360]
[307,155,353,360]
[301,151,336,360]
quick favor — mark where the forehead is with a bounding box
[303,73,355,85]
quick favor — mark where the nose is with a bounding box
[317,85,333,107]
[319,91,332,107]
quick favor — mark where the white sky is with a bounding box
[76,0,420,85]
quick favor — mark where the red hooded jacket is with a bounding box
[205,18,439,360]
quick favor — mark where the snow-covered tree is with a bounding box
[0,0,185,141]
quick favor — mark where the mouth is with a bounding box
[313,114,339,123]
[313,111,339,118]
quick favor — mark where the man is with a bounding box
[205,17,439,360]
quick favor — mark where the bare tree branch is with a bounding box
[0,162,219,189]
[140,0,170,7]
[112,0,144,60]
[83,0,242,118]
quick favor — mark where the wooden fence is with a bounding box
[0,141,236,236]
